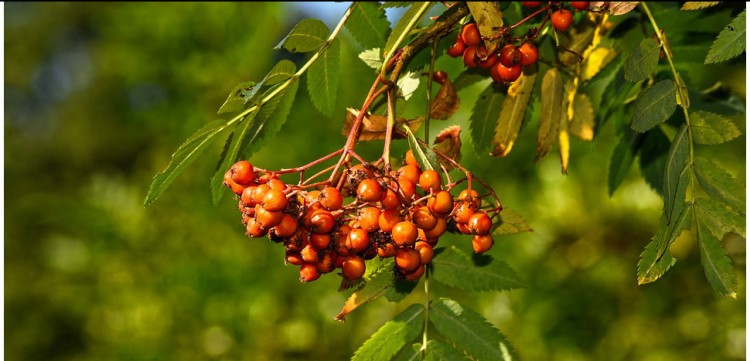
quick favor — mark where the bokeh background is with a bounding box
[5,2,746,361]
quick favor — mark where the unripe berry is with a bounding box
[392,221,418,247]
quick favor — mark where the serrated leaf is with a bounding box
[681,2,720,10]
[466,2,504,53]
[608,133,637,196]
[471,83,504,154]
[557,17,596,66]
[582,47,618,81]
[693,157,746,213]
[336,266,395,321]
[209,110,259,205]
[662,125,689,223]
[631,79,677,133]
[145,119,230,206]
[624,38,661,82]
[275,18,329,53]
[403,125,441,171]
[453,68,490,92]
[570,93,595,141]
[656,202,694,260]
[431,246,525,292]
[490,70,537,157]
[689,110,742,145]
[343,108,423,141]
[494,208,533,235]
[705,10,746,64]
[218,81,258,115]
[695,197,746,238]
[263,60,297,86]
[638,128,670,196]
[351,304,425,361]
[536,69,563,160]
[346,2,391,49]
[398,70,421,101]
[607,2,639,16]
[432,125,461,171]
[425,340,472,361]
[383,2,435,58]
[637,234,677,285]
[381,1,413,9]
[697,219,738,298]
[358,48,384,70]
[384,276,420,303]
[240,81,299,159]
[430,298,518,361]
[430,77,460,120]
[393,343,422,361]
[307,39,340,117]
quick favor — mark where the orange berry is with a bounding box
[267,178,286,192]
[310,210,335,234]
[272,213,298,238]
[310,233,331,249]
[462,45,479,68]
[377,242,397,258]
[357,178,385,203]
[255,204,283,229]
[224,170,246,195]
[320,186,343,211]
[230,160,255,185]
[453,201,476,224]
[415,241,434,265]
[398,164,422,185]
[397,178,417,200]
[342,255,366,279]
[405,150,419,167]
[403,264,425,281]
[346,228,370,253]
[468,212,493,235]
[428,190,453,216]
[358,206,382,233]
[301,244,320,264]
[240,186,257,207]
[424,218,447,239]
[262,188,288,212]
[252,184,271,205]
[392,221,418,247]
[316,252,335,274]
[472,234,494,253]
[299,263,320,282]
[379,209,402,232]
[305,190,321,207]
[413,206,438,231]
[460,22,481,47]
[381,189,400,210]
[418,170,442,194]
[245,218,267,238]
[286,250,304,265]
[519,42,539,66]
[458,189,482,209]
[457,221,473,235]
[551,9,573,32]
[395,248,421,273]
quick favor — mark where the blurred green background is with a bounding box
[5,2,746,361]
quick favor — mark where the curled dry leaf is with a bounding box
[342,108,423,141]
[432,125,462,170]
[607,2,640,16]
[430,75,460,120]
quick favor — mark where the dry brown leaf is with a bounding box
[466,2,504,53]
[430,77,460,120]
[433,125,461,170]
[607,2,639,15]
[342,108,423,141]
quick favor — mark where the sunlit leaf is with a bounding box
[557,17,595,66]
[209,110,259,205]
[466,2,504,53]
[240,81,300,159]
[275,18,330,53]
[705,10,746,64]
[637,231,677,285]
[346,2,391,49]
[343,108,423,141]
[381,1,413,9]
[404,125,441,171]
[662,125,689,223]
[689,110,742,145]
[359,48,384,70]
[631,79,677,133]
[697,219,738,298]
[398,70,421,101]
[607,2,639,16]
[536,68,563,161]
[490,70,537,157]
[471,83,504,154]
[383,2,435,58]
[430,298,518,361]
[307,39,340,117]
[351,304,424,361]
[336,266,395,321]
[431,246,525,292]
[582,47,618,81]
[681,2,720,10]
[263,60,297,85]
[218,81,258,115]
[570,93,595,141]
[693,157,746,213]
[624,38,661,82]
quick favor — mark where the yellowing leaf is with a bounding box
[570,93,595,141]
[582,47,617,81]
[607,2,639,16]
[536,69,563,161]
[681,2,720,11]
[466,2,504,53]
[558,104,570,174]
[490,70,537,157]
[342,108,423,141]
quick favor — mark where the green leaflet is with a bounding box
[383,2,435,58]
[351,304,424,361]
[239,81,299,160]
[662,125,689,223]
[638,127,671,195]
[695,197,746,239]
[209,110,259,205]
[693,157,746,213]
[689,111,742,145]
[697,220,738,298]
[453,68,490,92]
[217,81,258,115]
[430,246,525,292]
[358,48,383,70]
[430,298,517,361]
[145,119,231,206]
[536,68,563,160]
[403,125,441,171]
[307,39,340,117]
[631,79,677,133]
[705,10,746,64]
[636,232,677,285]
[493,208,533,235]
[264,60,297,86]
[624,38,661,82]
[275,18,329,53]
[470,82,505,154]
[346,2,391,49]
[608,133,637,196]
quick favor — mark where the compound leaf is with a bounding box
[351,304,424,361]
[275,18,329,53]
[705,10,746,64]
[307,39,340,117]
[431,246,525,292]
[631,79,677,133]
[346,2,391,49]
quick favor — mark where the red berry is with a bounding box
[310,233,331,249]
[493,62,522,82]
[518,42,539,66]
[551,9,574,32]
[467,212,493,235]
[499,44,521,67]
[475,45,498,69]
[522,1,543,7]
[310,210,335,234]
[447,39,466,58]
[571,2,590,11]
[462,46,479,68]
[460,23,481,47]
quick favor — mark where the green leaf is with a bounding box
[397,70,421,101]
[392,344,421,361]
[403,125,441,171]
[351,304,424,361]
[536,68,563,160]
[662,125,689,223]
[493,208,533,235]
[697,219,738,298]
[693,157,746,214]
[240,81,299,159]
[637,233,677,285]
[453,68,490,92]
[209,110,259,205]
[430,298,517,361]
[383,2,435,58]
[263,60,297,86]
[346,2,391,49]
[336,265,395,321]
[608,133,637,196]
[689,110,742,145]
[705,10,746,64]
[638,128,671,195]
[145,119,231,206]
[217,81,258,115]
[431,246,525,292]
[695,197,746,238]
[358,48,384,70]
[425,340,472,361]
[307,39,340,117]
[657,202,693,259]
[381,2,414,9]
[624,38,661,82]
[470,83,505,154]
[491,70,537,157]
[384,276,420,303]
[631,79,677,133]
[275,18,329,53]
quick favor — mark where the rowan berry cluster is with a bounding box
[446,1,590,83]
[223,151,500,284]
